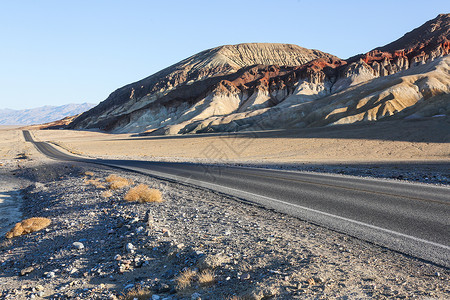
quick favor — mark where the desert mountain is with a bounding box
[0,103,95,125]
[69,43,333,131]
[69,14,450,134]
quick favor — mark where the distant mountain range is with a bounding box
[0,103,96,125]
[67,14,449,134]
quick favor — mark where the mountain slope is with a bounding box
[0,103,95,125]
[70,43,333,131]
[69,14,450,135]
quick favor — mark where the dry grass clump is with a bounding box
[118,286,152,300]
[124,184,163,203]
[106,174,132,190]
[198,269,215,286]
[84,171,94,177]
[101,190,113,198]
[176,269,197,290]
[6,217,51,239]
[84,178,105,189]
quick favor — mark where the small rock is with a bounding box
[46,271,56,278]
[20,266,35,276]
[35,285,44,291]
[191,292,201,300]
[241,273,250,280]
[155,282,171,293]
[152,295,161,300]
[124,283,134,289]
[114,254,122,261]
[136,226,144,234]
[72,242,85,250]
[163,230,171,237]
[126,243,136,253]
[145,210,154,228]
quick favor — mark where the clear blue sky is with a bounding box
[0,0,448,110]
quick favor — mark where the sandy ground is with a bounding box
[0,127,38,161]
[0,173,24,237]
[31,118,450,164]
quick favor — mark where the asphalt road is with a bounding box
[23,130,450,267]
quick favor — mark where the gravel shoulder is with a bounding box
[0,156,449,299]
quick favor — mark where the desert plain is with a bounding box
[28,117,450,185]
[30,117,450,162]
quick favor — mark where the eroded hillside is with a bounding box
[68,14,450,135]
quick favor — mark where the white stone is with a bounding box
[72,242,85,250]
[126,243,136,253]
[191,292,201,300]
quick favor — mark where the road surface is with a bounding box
[23,130,450,267]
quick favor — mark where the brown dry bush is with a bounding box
[198,269,215,286]
[106,174,132,190]
[6,217,51,239]
[124,184,163,203]
[101,190,113,198]
[84,178,105,189]
[118,287,152,300]
[175,269,197,290]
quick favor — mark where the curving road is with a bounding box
[23,130,450,267]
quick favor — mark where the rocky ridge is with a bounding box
[68,14,450,134]
[0,103,95,126]
[70,43,332,132]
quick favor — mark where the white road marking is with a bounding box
[119,165,450,251]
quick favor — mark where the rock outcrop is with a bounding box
[68,14,450,135]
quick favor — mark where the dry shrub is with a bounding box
[105,174,120,182]
[176,269,197,290]
[124,184,163,203]
[106,174,132,190]
[198,269,215,286]
[84,178,105,189]
[109,180,130,190]
[119,286,152,300]
[101,190,113,198]
[6,217,51,239]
